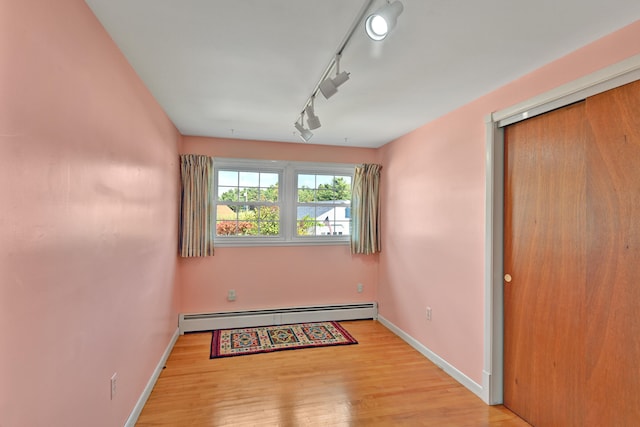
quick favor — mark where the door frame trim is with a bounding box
[482,53,640,405]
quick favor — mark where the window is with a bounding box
[216,170,280,236]
[296,173,352,237]
[214,158,354,246]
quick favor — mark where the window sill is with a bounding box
[213,238,350,248]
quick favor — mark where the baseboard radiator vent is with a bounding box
[179,302,377,334]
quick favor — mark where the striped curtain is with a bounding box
[350,163,382,255]
[178,154,215,257]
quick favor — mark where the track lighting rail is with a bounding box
[294,0,403,141]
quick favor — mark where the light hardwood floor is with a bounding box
[136,320,529,426]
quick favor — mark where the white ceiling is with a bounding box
[85,1,640,148]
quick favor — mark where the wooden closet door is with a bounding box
[584,79,640,425]
[503,102,589,426]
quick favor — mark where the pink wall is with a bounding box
[1,2,637,424]
[378,20,640,385]
[0,1,181,426]
[179,137,379,313]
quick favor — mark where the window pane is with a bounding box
[218,171,238,186]
[239,172,259,187]
[296,205,351,236]
[259,173,279,203]
[237,221,254,235]
[236,204,253,217]
[216,220,238,236]
[260,221,280,235]
[260,173,278,187]
[317,185,336,200]
[297,174,352,202]
[218,186,238,201]
[216,204,237,220]
[216,204,256,236]
[298,188,315,202]
[227,205,280,236]
[260,186,278,202]
[334,221,349,236]
[239,187,259,202]
[254,206,280,236]
[297,206,318,236]
[298,174,316,188]
[315,175,333,187]
[216,220,254,236]
[297,205,316,219]
[297,174,315,202]
[320,175,351,201]
[216,203,253,235]
[297,219,315,236]
[318,218,348,236]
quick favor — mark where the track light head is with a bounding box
[305,101,321,130]
[365,1,404,41]
[294,120,313,142]
[319,78,338,99]
[319,55,351,100]
[306,111,321,130]
[319,71,350,99]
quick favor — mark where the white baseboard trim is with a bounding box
[125,327,180,427]
[377,315,484,400]
[482,370,492,404]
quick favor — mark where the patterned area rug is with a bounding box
[210,321,357,359]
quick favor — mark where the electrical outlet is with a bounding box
[426,307,432,321]
[110,373,117,400]
[357,283,363,293]
[227,289,236,302]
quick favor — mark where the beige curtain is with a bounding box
[350,163,382,255]
[179,154,214,257]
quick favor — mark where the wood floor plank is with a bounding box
[136,320,528,426]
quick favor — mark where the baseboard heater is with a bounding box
[179,302,377,334]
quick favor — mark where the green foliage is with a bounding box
[262,185,278,202]
[220,184,278,212]
[217,177,350,236]
[297,187,315,203]
[249,206,279,235]
[298,177,351,202]
[318,177,351,200]
[297,214,321,236]
[216,208,279,236]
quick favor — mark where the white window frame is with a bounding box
[213,158,354,247]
